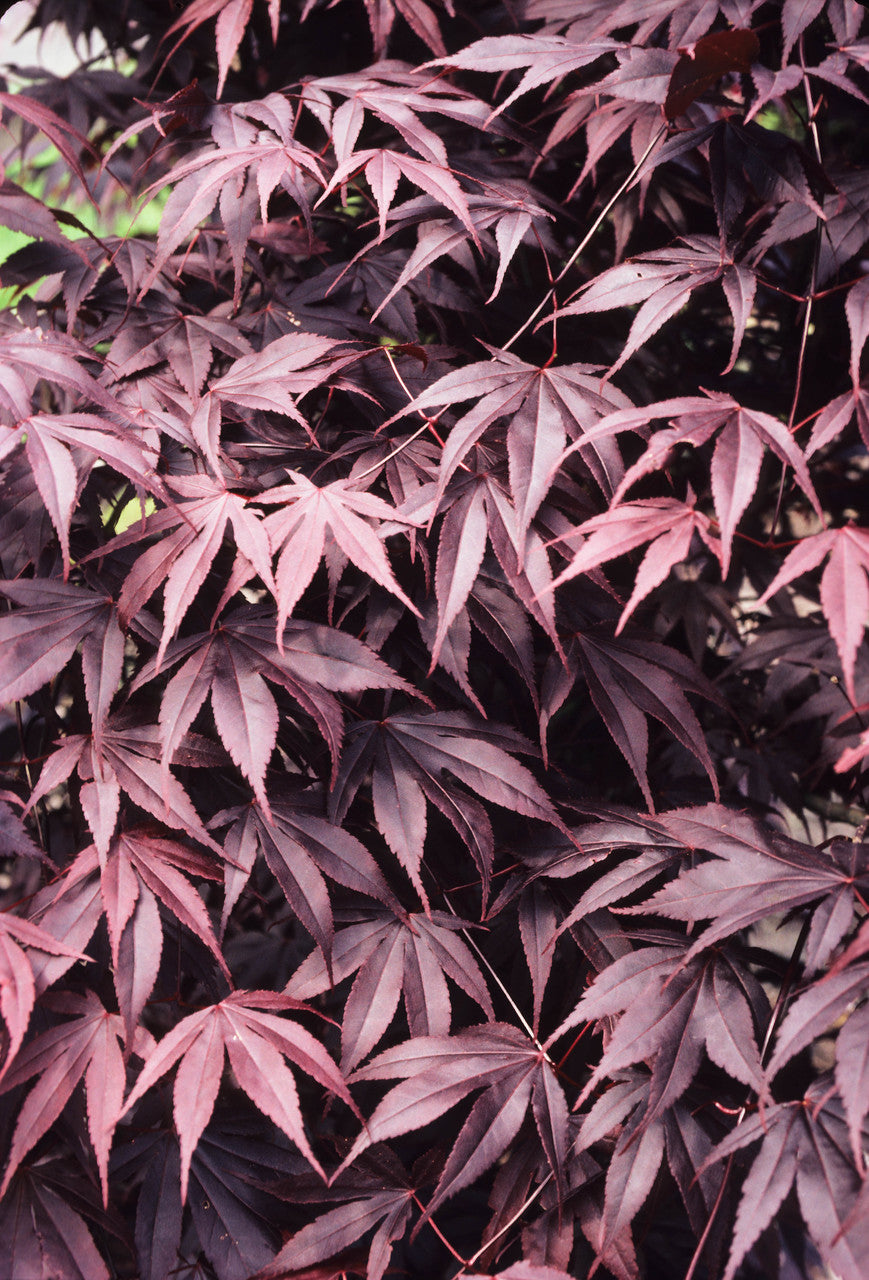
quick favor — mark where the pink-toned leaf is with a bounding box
[215,0,253,97]
[759,526,869,702]
[846,274,869,386]
[124,994,351,1200]
[426,35,615,120]
[432,483,488,669]
[0,993,128,1204]
[518,882,558,1035]
[710,413,765,575]
[0,580,119,705]
[258,1190,413,1279]
[781,0,827,59]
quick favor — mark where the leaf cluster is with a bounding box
[1,1,869,1277]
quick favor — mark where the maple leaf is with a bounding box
[573,1073,724,1278]
[415,471,566,658]
[122,990,355,1201]
[548,631,720,808]
[341,1024,570,1212]
[24,717,222,858]
[0,1158,112,1280]
[164,332,356,474]
[547,497,721,632]
[0,578,128,774]
[0,327,131,426]
[98,830,228,1034]
[548,939,768,1121]
[0,412,164,576]
[209,330,357,420]
[0,91,95,197]
[570,391,821,576]
[554,236,758,376]
[0,912,87,1086]
[109,301,253,399]
[755,167,869,285]
[140,131,325,297]
[215,797,401,964]
[0,581,122,733]
[287,908,494,1070]
[161,0,280,99]
[256,1183,413,1280]
[399,347,632,526]
[425,34,617,121]
[330,710,570,907]
[90,472,275,668]
[352,185,554,320]
[0,991,149,1205]
[187,1121,305,1278]
[757,525,869,702]
[259,471,421,637]
[0,176,91,262]
[301,65,493,167]
[321,147,477,244]
[523,808,687,935]
[518,882,559,1036]
[631,807,869,973]
[703,1084,868,1280]
[107,1128,183,1280]
[133,605,416,805]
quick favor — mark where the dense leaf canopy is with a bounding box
[1,1,869,1277]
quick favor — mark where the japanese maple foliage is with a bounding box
[2,1,869,1277]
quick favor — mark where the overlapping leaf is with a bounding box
[123,990,356,1201]
[555,236,758,376]
[703,1086,868,1280]
[24,717,222,857]
[425,34,617,120]
[0,991,149,1204]
[547,497,720,631]
[91,472,275,666]
[321,147,476,243]
[140,129,325,296]
[398,348,632,528]
[215,797,400,963]
[342,1024,570,1212]
[301,66,493,166]
[757,525,869,701]
[260,471,421,636]
[133,605,414,808]
[548,940,768,1120]
[635,809,869,970]
[287,909,493,1070]
[0,913,87,1086]
[330,710,569,906]
[0,582,123,750]
[553,632,720,807]
[96,829,228,1037]
[568,391,821,575]
[0,1159,111,1280]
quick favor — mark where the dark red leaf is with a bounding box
[664,30,761,120]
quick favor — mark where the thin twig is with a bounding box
[454,1172,553,1276]
[353,345,452,482]
[353,419,433,482]
[437,878,553,1061]
[412,1192,468,1265]
[501,126,667,353]
[787,38,824,438]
